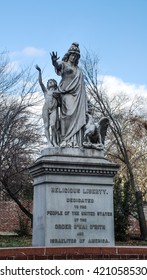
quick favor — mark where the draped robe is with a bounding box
[56,61,87,146]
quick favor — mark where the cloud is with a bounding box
[22,47,46,57]
[99,75,147,116]
[10,47,46,58]
[101,75,147,99]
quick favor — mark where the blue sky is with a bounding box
[1,0,147,98]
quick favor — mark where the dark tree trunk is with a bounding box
[5,186,33,224]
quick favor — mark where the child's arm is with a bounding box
[35,65,47,95]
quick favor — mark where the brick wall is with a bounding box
[127,205,147,237]
[0,200,32,233]
[0,246,147,260]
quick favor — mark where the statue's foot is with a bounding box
[83,142,92,148]
[60,141,66,147]
[67,141,73,147]
[91,143,104,150]
[74,144,79,148]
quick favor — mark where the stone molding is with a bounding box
[29,147,119,178]
[30,165,118,177]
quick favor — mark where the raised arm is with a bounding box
[50,52,62,72]
[35,64,47,94]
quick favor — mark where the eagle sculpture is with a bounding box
[83,113,109,150]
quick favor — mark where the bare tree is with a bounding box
[81,50,147,239]
[0,51,43,224]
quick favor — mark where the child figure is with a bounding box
[35,65,59,147]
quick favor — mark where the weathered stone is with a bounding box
[30,148,119,247]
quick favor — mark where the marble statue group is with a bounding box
[35,42,109,149]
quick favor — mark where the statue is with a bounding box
[36,42,109,150]
[50,42,88,148]
[83,113,109,150]
[35,65,60,147]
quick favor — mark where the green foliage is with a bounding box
[0,236,32,248]
[114,176,135,241]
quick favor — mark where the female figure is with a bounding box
[50,43,88,147]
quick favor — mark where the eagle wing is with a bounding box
[98,117,109,144]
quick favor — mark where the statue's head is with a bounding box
[68,42,80,58]
[47,79,57,90]
[62,42,80,66]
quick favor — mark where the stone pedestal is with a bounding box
[29,147,119,247]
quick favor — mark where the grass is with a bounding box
[0,235,147,248]
[116,239,147,246]
[0,235,32,248]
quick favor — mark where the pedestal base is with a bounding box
[30,147,119,247]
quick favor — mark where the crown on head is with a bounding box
[68,42,80,56]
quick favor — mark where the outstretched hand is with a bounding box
[50,52,60,66]
[35,64,41,71]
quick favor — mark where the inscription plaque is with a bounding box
[45,183,114,246]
